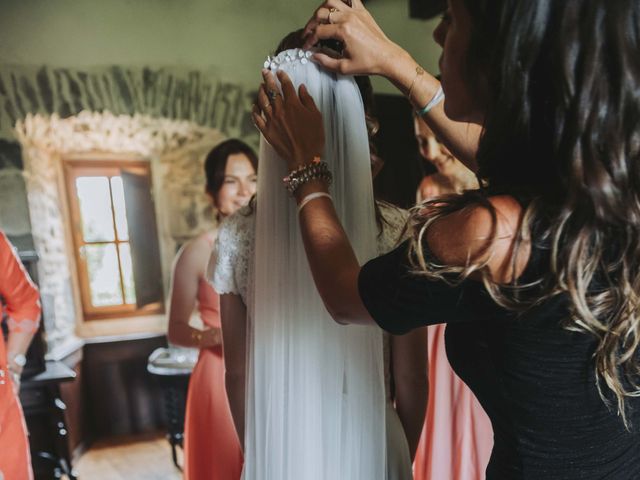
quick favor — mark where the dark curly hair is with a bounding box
[411,0,640,427]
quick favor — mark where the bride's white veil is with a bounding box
[246,48,387,480]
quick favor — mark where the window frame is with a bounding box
[64,159,164,321]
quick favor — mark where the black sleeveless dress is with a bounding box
[358,239,640,479]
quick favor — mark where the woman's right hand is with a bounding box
[302,0,409,79]
[203,327,222,348]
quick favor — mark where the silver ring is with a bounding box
[328,7,338,24]
[267,90,279,102]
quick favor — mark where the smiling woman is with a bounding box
[167,138,257,480]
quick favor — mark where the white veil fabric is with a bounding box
[245,48,387,480]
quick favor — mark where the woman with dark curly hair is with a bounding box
[253,0,640,477]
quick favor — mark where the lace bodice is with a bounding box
[212,201,409,401]
[213,205,256,301]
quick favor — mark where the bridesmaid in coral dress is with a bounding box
[167,139,257,480]
[413,118,493,480]
[0,230,42,480]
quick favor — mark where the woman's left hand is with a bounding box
[252,69,325,171]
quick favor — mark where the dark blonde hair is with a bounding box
[411,0,640,427]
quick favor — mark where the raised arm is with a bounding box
[253,70,526,327]
[219,293,247,449]
[302,0,481,170]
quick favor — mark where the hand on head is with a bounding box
[253,0,397,169]
[302,0,402,77]
[252,69,325,171]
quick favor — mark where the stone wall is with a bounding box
[0,62,258,351]
[0,65,258,143]
[14,112,226,354]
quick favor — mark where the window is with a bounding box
[64,160,164,320]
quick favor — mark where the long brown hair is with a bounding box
[411,0,640,427]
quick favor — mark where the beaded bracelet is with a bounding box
[283,157,333,196]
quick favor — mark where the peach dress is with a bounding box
[413,324,493,480]
[183,235,243,480]
[0,231,40,480]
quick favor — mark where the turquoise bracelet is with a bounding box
[416,86,445,117]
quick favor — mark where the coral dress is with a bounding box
[0,231,40,480]
[413,324,493,480]
[183,235,243,480]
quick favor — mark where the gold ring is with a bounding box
[328,7,338,24]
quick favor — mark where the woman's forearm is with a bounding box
[295,183,373,325]
[6,327,36,393]
[6,327,35,368]
[167,321,221,349]
[395,376,428,460]
[391,327,429,460]
[167,320,198,347]
[219,294,248,449]
[385,50,481,171]
[225,373,246,448]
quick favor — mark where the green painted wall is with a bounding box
[0,0,441,94]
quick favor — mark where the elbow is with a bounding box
[327,306,350,325]
[324,301,356,326]
[325,303,371,326]
[317,266,368,326]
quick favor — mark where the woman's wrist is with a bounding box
[191,328,204,347]
[294,180,330,204]
[7,351,26,374]
[379,42,413,81]
[8,362,23,376]
[284,158,332,196]
[382,46,420,88]
[289,149,321,172]
[387,51,441,109]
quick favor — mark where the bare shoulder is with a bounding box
[174,232,215,276]
[425,195,529,283]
